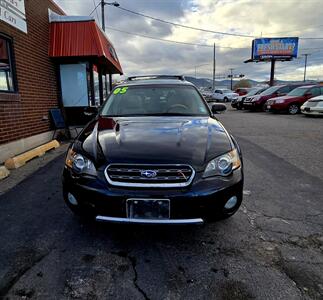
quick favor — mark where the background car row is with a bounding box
[231,83,323,116]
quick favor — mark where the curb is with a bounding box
[5,140,60,170]
[0,166,10,180]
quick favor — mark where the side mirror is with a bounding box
[83,106,98,117]
[212,104,226,114]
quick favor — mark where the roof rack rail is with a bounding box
[127,75,186,81]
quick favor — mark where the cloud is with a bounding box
[54,0,323,82]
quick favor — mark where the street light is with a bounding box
[100,1,119,91]
[103,1,119,7]
[101,1,119,31]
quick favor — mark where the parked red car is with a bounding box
[266,85,323,114]
[243,84,308,111]
[235,88,250,96]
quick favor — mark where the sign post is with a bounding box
[0,0,27,33]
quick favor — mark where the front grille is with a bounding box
[105,164,195,187]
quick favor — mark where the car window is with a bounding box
[321,87,323,94]
[288,87,308,96]
[101,85,210,117]
[214,90,221,93]
[259,86,280,96]
[310,87,321,97]
[279,86,290,94]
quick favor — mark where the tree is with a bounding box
[233,79,252,90]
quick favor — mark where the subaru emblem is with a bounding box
[141,170,157,178]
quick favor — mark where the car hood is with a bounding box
[271,95,304,102]
[224,93,239,97]
[79,116,233,171]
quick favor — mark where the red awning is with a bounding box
[49,20,122,74]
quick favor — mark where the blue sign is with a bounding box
[252,37,299,60]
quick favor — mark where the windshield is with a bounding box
[101,85,210,117]
[287,87,308,96]
[259,86,281,96]
[246,88,263,96]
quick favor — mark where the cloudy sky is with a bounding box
[55,0,323,82]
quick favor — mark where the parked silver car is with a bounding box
[301,95,323,116]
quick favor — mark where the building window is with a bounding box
[0,35,16,92]
[92,65,100,107]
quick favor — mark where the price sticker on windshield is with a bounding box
[113,87,128,95]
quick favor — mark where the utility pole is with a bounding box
[269,59,275,86]
[229,68,234,90]
[101,0,106,31]
[212,43,216,91]
[100,1,119,91]
[302,53,310,82]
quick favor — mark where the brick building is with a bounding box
[0,0,122,163]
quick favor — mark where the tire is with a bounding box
[288,104,299,115]
[224,97,228,102]
[236,103,242,110]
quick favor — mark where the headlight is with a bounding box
[203,149,241,178]
[65,148,96,174]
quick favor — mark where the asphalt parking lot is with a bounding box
[0,107,322,300]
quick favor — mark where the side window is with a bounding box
[0,35,16,92]
[214,90,220,93]
[320,87,323,94]
[310,87,320,97]
[279,86,290,94]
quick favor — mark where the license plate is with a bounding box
[127,199,170,219]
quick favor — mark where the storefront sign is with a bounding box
[0,0,27,33]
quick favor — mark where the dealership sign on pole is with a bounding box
[252,37,299,60]
[0,0,27,33]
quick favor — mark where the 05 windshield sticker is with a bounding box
[113,87,128,95]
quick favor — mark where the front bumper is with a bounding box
[301,107,323,116]
[266,102,288,111]
[62,167,243,222]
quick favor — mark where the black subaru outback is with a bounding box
[63,75,243,224]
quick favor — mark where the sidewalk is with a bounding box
[0,143,70,196]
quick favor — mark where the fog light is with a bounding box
[224,196,237,210]
[67,193,78,206]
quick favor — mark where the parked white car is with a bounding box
[209,89,239,102]
[301,95,323,116]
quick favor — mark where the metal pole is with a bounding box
[269,59,275,86]
[101,1,114,91]
[303,54,309,82]
[101,0,105,31]
[212,43,215,90]
[229,68,234,90]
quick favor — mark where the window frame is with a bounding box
[0,33,18,93]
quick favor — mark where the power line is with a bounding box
[92,0,100,25]
[106,26,249,49]
[113,5,323,40]
[115,6,254,38]
[89,1,100,16]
